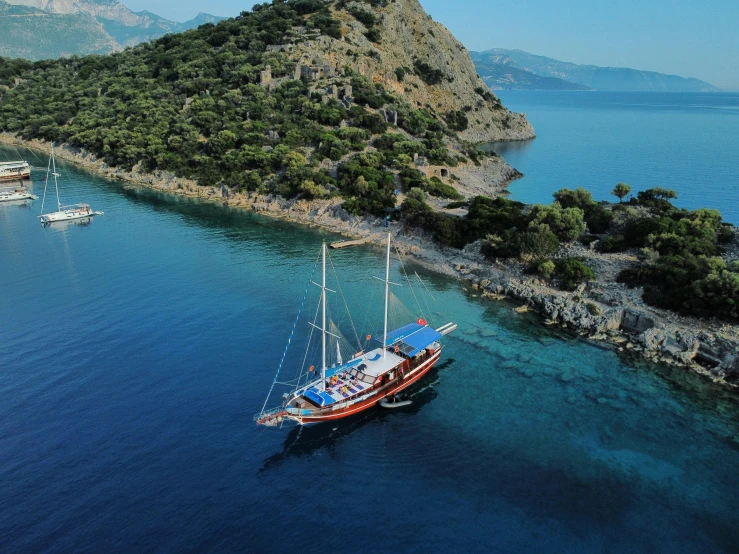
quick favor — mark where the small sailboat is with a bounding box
[38,143,102,224]
[255,233,457,427]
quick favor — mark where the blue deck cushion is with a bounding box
[304,389,326,406]
[375,323,442,357]
[320,391,335,405]
[325,358,363,378]
[304,388,339,407]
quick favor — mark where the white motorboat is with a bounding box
[0,186,37,202]
[38,144,102,224]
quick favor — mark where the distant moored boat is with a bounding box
[0,185,37,202]
[38,143,102,224]
[0,160,30,182]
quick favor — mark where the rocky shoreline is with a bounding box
[4,133,738,388]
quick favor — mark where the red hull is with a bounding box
[284,350,441,425]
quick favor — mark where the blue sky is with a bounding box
[124,1,739,89]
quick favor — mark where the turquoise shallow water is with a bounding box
[486,91,739,223]
[1,146,739,552]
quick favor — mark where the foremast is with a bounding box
[39,142,62,215]
[321,242,327,391]
[383,232,390,358]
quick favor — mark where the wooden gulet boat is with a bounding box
[255,233,457,427]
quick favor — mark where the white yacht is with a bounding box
[0,185,37,202]
[38,144,102,224]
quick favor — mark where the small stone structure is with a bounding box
[260,65,272,86]
[294,63,335,81]
[379,107,398,125]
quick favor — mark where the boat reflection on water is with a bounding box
[258,361,450,473]
[0,197,35,209]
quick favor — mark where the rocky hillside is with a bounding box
[474,48,721,92]
[0,0,224,59]
[283,0,533,142]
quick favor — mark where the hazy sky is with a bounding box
[123,1,739,89]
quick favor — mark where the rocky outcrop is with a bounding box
[463,269,739,386]
[286,0,534,143]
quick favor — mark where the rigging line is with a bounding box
[296,285,322,389]
[394,245,425,320]
[300,248,325,378]
[259,252,320,417]
[356,276,378,342]
[413,271,435,323]
[414,271,437,302]
[326,249,362,352]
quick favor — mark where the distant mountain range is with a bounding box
[471,49,721,92]
[0,0,224,60]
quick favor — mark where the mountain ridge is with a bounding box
[0,0,225,59]
[471,48,721,92]
[472,58,591,91]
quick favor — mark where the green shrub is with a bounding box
[348,6,379,27]
[528,203,586,242]
[482,225,560,260]
[597,234,626,253]
[444,110,469,132]
[364,28,382,43]
[553,187,612,234]
[555,258,596,291]
[633,187,678,212]
[413,59,445,85]
[532,259,556,279]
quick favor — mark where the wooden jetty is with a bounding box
[329,237,371,249]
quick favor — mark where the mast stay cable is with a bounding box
[258,251,320,417]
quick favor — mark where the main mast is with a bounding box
[321,242,327,390]
[52,143,61,211]
[383,232,390,358]
[39,143,53,215]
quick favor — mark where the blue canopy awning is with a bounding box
[375,323,424,346]
[374,323,442,357]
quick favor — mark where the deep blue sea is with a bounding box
[486,91,739,223]
[2,134,739,552]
